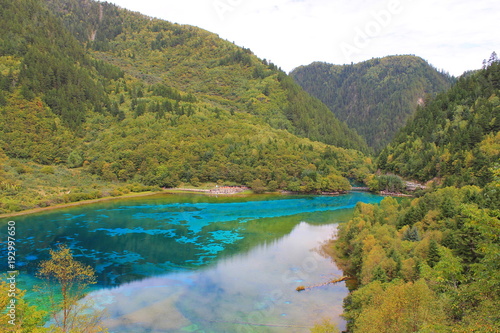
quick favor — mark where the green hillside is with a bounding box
[331,182,500,332]
[1,0,499,331]
[290,56,454,151]
[324,58,500,332]
[378,58,500,187]
[0,0,371,214]
[44,0,368,153]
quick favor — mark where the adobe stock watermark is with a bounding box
[340,0,404,62]
[213,0,244,21]
[5,221,17,326]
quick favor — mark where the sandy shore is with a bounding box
[379,191,413,197]
[165,187,251,195]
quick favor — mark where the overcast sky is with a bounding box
[103,0,499,76]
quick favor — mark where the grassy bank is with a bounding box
[0,190,163,219]
[0,159,162,215]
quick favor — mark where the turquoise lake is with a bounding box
[0,192,384,332]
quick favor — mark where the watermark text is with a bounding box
[340,0,403,62]
[5,221,17,325]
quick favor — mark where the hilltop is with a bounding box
[44,0,368,152]
[290,56,455,151]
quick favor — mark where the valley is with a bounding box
[0,0,498,332]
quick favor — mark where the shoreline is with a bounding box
[167,186,251,195]
[379,190,414,197]
[0,187,253,219]
[0,191,165,219]
[0,187,409,219]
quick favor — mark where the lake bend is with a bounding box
[0,192,384,332]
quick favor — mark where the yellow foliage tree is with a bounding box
[479,132,500,157]
[37,244,107,333]
[354,279,447,333]
[310,318,340,333]
[0,279,47,332]
[360,245,387,284]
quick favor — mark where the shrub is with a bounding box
[250,179,266,194]
[40,166,55,174]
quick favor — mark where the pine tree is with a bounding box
[427,239,441,268]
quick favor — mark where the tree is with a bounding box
[354,280,447,332]
[321,174,351,192]
[310,318,340,333]
[371,265,388,283]
[402,225,421,242]
[377,174,404,193]
[267,180,279,192]
[427,239,440,268]
[483,51,499,68]
[37,244,107,332]
[421,246,464,292]
[360,245,387,285]
[67,150,84,168]
[0,280,47,332]
[250,178,266,194]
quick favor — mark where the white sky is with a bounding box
[103,0,499,76]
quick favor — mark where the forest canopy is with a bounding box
[324,56,500,332]
[378,58,500,187]
[0,0,371,214]
[291,56,454,151]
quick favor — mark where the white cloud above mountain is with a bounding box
[104,0,499,76]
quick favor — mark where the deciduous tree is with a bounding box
[37,244,107,332]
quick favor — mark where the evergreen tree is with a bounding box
[427,239,441,268]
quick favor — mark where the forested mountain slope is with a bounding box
[44,0,368,153]
[290,56,454,151]
[378,57,500,187]
[0,0,371,214]
[332,182,500,332]
[324,58,500,332]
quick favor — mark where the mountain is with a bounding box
[44,0,369,153]
[290,56,455,151]
[378,57,500,187]
[0,0,371,214]
[326,57,500,332]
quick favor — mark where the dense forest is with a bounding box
[290,56,455,151]
[43,0,368,153]
[378,56,500,187]
[0,0,371,214]
[332,183,499,332]
[323,58,500,332]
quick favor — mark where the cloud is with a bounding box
[105,0,499,76]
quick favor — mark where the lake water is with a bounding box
[0,192,383,332]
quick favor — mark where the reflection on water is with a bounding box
[0,192,383,332]
[95,223,346,332]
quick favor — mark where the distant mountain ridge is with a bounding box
[290,56,455,151]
